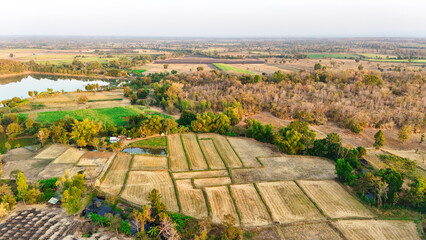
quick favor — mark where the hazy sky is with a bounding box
[1,0,425,37]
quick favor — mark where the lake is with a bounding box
[0,74,110,102]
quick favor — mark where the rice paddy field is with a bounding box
[212,63,255,74]
[307,53,360,59]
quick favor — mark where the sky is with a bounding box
[1,0,425,38]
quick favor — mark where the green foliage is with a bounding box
[120,220,132,235]
[335,159,354,184]
[398,125,412,142]
[147,226,160,237]
[89,213,109,227]
[212,63,254,75]
[245,119,274,143]
[128,136,167,148]
[374,130,385,149]
[191,112,230,134]
[379,154,417,173]
[350,123,363,134]
[314,63,322,70]
[16,171,28,200]
[169,212,191,232]
[177,111,197,126]
[274,128,305,155]
[70,119,102,147]
[376,168,403,203]
[62,186,83,215]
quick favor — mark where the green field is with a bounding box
[20,54,121,64]
[18,106,170,126]
[213,63,255,74]
[128,136,167,148]
[307,53,360,59]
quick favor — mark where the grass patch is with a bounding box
[307,53,360,59]
[128,136,167,148]
[213,63,255,74]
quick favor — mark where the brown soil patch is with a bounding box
[280,222,343,240]
[52,148,86,164]
[131,155,168,170]
[34,144,69,159]
[175,179,208,219]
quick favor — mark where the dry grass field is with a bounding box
[383,148,425,170]
[232,156,335,183]
[77,152,113,166]
[2,159,52,180]
[280,222,343,240]
[256,181,324,223]
[143,63,212,74]
[34,144,69,159]
[52,148,86,164]
[172,170,229,179]
[120,171,179,212]
[198,139,226,169]
[168,134,189,171]
[38,163,75,179]
[175,179,208,219]
[199,134,242,168]
[181,133,208,170]
[230,184,271,226]
[100,153,132,196]
[193,177,232,188]
[333,220,421,240]
[204,186,239,224]
[131,155,168,170]
[227,137,277,167]
[297,180,374,219]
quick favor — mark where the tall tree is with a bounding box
[374,130,385,149]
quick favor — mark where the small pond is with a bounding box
[122,147,167,156]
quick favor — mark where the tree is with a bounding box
[137,89,149,99]
[335,159,354,184]
[222,214,242,240]
[106,213,122,235]
[91,138,100,151]
[245,119,275,144]
[62,186,83,215]
[16,171,28,200]
[28,91,34,97]
[77,96,88,104]
[123,86,132,97]
[37,128,50,146]
[163,64,169,69]
[377,168,403,203]
[374,130,385,149]
[6,123,23,138]
[407,176,425,208]
[177,111,197,126]
[4,142,11,152]
[148,189,167,223]
[398,125,412,142]
[132,206,153,233]
[24,188,41,204]
[70,119,101,147]
[197,66,204,72]
[350,123,363,134]
[274,128,305,155]
[314,63,322,70]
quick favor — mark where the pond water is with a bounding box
[122,147,167,155]
[0,74,110,102]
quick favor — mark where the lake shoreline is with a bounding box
[0,71,120,80]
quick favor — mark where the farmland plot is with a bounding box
[172,170,228,179]
[38,163,75,179]
[297,180,374,218]
[168,135,189,171]
[100,153,132,196]
[34,144,69,159]
[78,152,114,166]
[193,177,232,188]
[175,179,208,219]
[204,186,239,224]
[120,171,179,212]
[280,222,343,240]
[200,134,242,168]
[52,148,86,164]
[256,181,324,223]
[230,184,271,226]
[333,220,421,240]
[199,139,226,169]
[131,155,168,170]
[227,137,277,167]
[181,133,208,170]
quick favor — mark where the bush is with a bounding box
[350,123,363,134]
[77,96,88,104]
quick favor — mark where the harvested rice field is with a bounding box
[193,177,232,188]
[77,152,114,166]
[204,186,239,224]
[37,163,75,179]
[332,220,421,240]
[175,179,208,218]
[100,153,132,196]
[227,137,277,167]
[280,222,343,240]
[297,180,374,219]
[120,171,179,212]
[181,133,208,170]
[256,181,324,223]
[34,144,69,159]
[168,134,189,171]
[198,139,226,169]
[52,148,86,164]
[172,170,229,179]
[230,184,271,226]
[131,155,168,170]
[199,134,242,168]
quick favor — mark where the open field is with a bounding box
[100,153,132,196]
[172,170,229,179]
[34,144,69,159]
[127,136,166,148]
[230,184,271,226]
[77,151,113,166]
[168,134,189,171]
[382,148,425,170]
[155,56,264,64]
[143,63,212,74]
[52,148,86,164]
[181,133,208,170]
[256,181,324,223]
[232,156,335,183]
[307,53,360,59]
[226,64,285,75]
[280,222,343,240]
[227,137,277,167]
[297,180,374,219]
[2,158,52,180]
[175,179,208,218]
[38,163,75,179]
[120,171,179,212]
[204,186,239,224]
[198,139,226,169]
[332,220,421,240]
[199,134,243,168]
[193,177,232,188]
[213,63,255,74]
[131,155,168,170]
